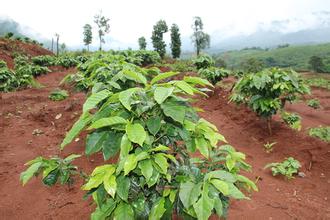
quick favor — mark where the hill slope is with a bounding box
[0,38,53,68]
[217,43,330,71]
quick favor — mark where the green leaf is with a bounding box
[91,198,116,220]
[205,170,236,183]
[126,122,146,146]
[116,176,130,201]
[161,100,186,124]
[179,182,202,209]
[86,131,108,155]
[87,116,127,130]
[83,90,111,113]
[104,175,117,198]
[63,154,81,163]
[227,183,248,199]
[122,69,147,85]
[154,87,174,104]
[149,144,170,152]
[153,153,168,174]
[183,76,214,88]
[119,88,140,111]
[236,175,258,191]
[213,197,223,218]
[146,116,161,135]
[193,183,215,220]
[149,197,166,220]
[119,134,132,160]
[102,133,122,160]
[150,71,179,85]
[210,179,229,196]
[138,159,153,182]
[82,173,105,190]
[147,170,160,187]
[175,81,194,95]
[20,161,42,185]
[124,154,138,175]
[113,202,134,220]
[195,137,209,158]
[61,112,91,149]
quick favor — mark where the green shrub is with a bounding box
[198,67,230,85]
[281,111,301,131]
[230,68,309,134]
[309,126,330,142]
[307,99,321,109]
[0,60,7,68]
[264,157,301,179]
[49,89,69,101]
[32,55,56,66]
[20,154,80,186]
[193,54,215,69]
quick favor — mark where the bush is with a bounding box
[49,89,69,101]
[215,57,227,68]
[4,32,14,39]
[281,111,301,131]
[0,60,7,68]
[230,68,309,134]
[198,67,230,85]
[307,99,321,109]
[240,58,265,73]
[32,55,56,66]
[264,157,301,179]
[309,56,325,73]
[193,54,215,69]
[309,126,330,142]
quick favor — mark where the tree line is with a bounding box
[82,13,210,59]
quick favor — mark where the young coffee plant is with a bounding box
[20,154,81,186]
[49,89,69,101]
[22,59,257,220]
[193,54,215,70]
[308,126,330,142]
[32,55,56,66]
[281,111,302,131]
[263,142,276,153]
[307,98,321,109]
[230,68,309,135]
[198,67,230,85]
[264,157,301,179]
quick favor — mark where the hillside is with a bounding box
[0,38,53,68]
[216,43,330,71]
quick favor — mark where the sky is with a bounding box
[1,0,330,50]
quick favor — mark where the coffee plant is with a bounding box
[21,54,257,220]
[230,68,309,134]
[49,89,69,101]
[307,98,321,109]
[20,154,81,186]
[281,111,301,131]
[198,67,230,85]
[308,126,330,142]
[264,157,301,179]
[193,54,215,70]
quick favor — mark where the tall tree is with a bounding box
[170,24,181,58]
[83,24,93,51]
[94,12,110,51]
[191,16,210,56]
[151,20,168,58]
[138,36,147,50]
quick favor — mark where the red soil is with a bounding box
[0,71,330,219]
[0,38,53,68]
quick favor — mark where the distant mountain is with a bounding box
[0,16,52,49]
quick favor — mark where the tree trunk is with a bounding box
[267,117,272,136]
[51,38,54,53]
[56,37,59,57]
[99,34,102,51]
[87,44,89,51]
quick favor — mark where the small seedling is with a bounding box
[309,126,330,142]
[307,99,321,109]
[264,157,301,179]
[281,111,302,131]
[20,154,81,186]
[263,142,276,153]
[49,89,68,101]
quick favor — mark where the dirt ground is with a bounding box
[0,70,330,220]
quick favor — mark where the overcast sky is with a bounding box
[1,0,330,49]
